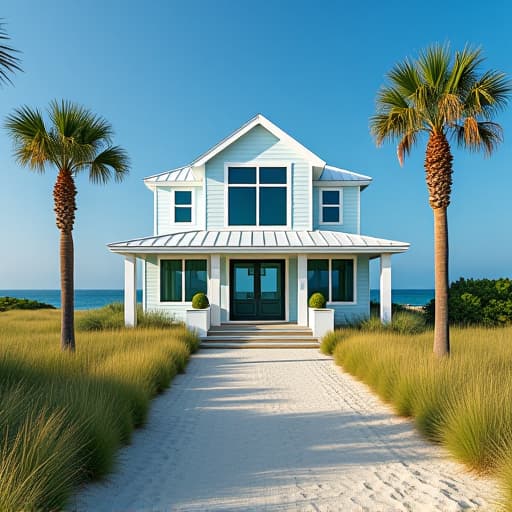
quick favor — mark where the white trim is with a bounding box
[357,186,361,234]
[223,162,292,231]
[191,114,325,168]
[225,255,290,323]
[157,255,209,305]
[380,253,392,324]
[308,164,313,230]
[153,189,158,235]
[172,188,195,226]
[306,255,358,305]
[319,188,343,226]
[124,255,137,327]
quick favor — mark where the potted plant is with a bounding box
[308,292,334,338]
[185,292,211,337]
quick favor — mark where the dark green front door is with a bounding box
[230,260,285,321]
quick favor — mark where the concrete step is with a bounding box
[202,335,318,342]
[200,341,319,349]
[207,329,313,337]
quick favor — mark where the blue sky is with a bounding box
[1,0,511,289]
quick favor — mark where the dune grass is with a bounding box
[328,324,512,508]
[0,308,198,511]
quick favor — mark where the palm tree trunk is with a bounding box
[433,207,450,356]
[60,229,75,351]
[425,131,453,357]
[53,168,77,351]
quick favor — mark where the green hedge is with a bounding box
[0,297,55,312]
[425,278,512,326]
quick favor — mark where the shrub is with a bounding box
[308,292,326,308]
[0,297,55,312]
[191,292,209,309]
[359,310,426,335]
[425,277,512,326]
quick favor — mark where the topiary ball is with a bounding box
[309,292,326,308]
[191,292,210,309]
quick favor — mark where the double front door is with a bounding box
[230,260,285,321]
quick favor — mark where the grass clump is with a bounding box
[329,324,512,507]
[0,308,198,510]
[76,302,176,331]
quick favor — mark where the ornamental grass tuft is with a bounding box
[330,324,512,507]
[0,308,198,510]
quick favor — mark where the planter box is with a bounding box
[185,307,211,338]
[308,307,334,339]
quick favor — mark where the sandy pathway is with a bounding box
[72,349,498,511]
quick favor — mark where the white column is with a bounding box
[380,253,392,324]
[297,254,308,326]
[210,254,221,326]
[124,255,137,327]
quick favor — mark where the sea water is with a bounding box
[1,289,434,310]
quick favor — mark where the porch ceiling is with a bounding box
[108,230,409,255]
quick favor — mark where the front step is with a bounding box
[201,323,319,349]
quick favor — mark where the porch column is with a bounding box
[124,255,137,327]
[297,254,308,326]
[210,254,221,326]
[380,253,392,324]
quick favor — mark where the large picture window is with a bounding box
[227,166,288,226]
[161,259,207,302]
[307,258,355,302]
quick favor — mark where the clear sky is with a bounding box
[1,0,511,289]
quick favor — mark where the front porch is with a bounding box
[121,252,394,329]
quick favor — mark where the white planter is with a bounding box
[308,307,334,339]
[186,307,211,338]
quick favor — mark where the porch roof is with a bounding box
[108,230,409,255]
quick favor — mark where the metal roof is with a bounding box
[144,166,199,183]
[108,230,409,254]
[317,165,372,184]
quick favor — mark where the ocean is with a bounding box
[1,289,434,310]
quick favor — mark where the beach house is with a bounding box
[109,115,409,335]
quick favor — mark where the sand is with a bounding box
[72,349,498,511]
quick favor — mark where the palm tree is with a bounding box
[5,100,129,350]
[371,45,510,356]
[0,20,21,84]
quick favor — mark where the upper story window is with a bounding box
[320,189,342,224]
[174,190,193,223]
[227,165,288,227]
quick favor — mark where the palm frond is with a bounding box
[454,120,503,155]
[0,20,21,85]
[417,44,451,89]
[4,106,50,171]
[397,131,419,166]
[387,59,422,98]
[85,146,130,184]
[446,45,482,95]
[464,70,512,118]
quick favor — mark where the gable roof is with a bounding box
[190,114,326,168]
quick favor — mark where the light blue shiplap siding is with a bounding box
[206,125,311,230]
[330,256,370,325]
[156,187,204,235]
[144,255,189,322]
[312,186,359,234]
[288,257,297,322]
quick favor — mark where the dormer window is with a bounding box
[227,165,289,227]
[174,190,193,223]
[320,189,343,224]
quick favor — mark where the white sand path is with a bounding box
[72,349,499,511]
